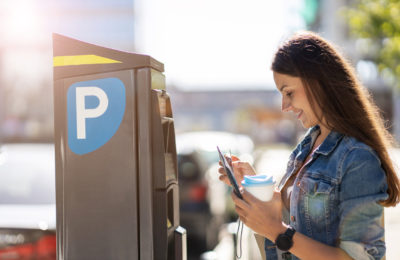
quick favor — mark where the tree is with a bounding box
[345,0,400,89]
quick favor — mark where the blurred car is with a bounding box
[0,143,56,260]
[176,131,254,256]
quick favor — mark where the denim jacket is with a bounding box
[265,125,388,260]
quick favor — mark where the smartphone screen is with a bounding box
[217,146,243,199]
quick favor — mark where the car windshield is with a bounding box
[198,150,220,165]
[0,144,55,205]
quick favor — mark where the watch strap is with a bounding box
[284,226,296,238]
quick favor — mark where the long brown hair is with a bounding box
[271,31,400,207]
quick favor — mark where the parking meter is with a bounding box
[53,34,186,260]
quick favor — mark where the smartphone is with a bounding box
[217,146,243,199]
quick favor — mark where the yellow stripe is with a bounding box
[53,55,122,67]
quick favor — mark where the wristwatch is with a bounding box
[275,226,296,251]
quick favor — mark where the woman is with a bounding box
[219,32,400,260]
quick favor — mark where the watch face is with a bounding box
[277,234,293,251]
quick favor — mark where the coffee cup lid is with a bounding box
[241,175,275,187]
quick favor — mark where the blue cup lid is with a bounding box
[241,175,275,187]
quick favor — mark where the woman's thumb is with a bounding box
[231,155,240,162]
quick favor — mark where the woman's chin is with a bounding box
[299,119,311,129]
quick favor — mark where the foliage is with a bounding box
[345,0,400,88]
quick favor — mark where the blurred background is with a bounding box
[0,0,400,259]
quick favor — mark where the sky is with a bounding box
[134,0,306,90]
[0,0,135,49]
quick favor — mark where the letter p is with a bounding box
[76,86,109,139]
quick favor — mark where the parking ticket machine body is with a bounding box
[53,34,186,260]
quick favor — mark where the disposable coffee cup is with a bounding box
[241,175,275,201]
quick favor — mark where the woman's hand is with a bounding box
[231,188,286,241]
[218,155,256,186]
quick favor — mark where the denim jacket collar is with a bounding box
[314,126,344,156]
[300,125,344,156]
[278,126,345,191]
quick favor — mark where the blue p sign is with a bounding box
[67,78,126,155]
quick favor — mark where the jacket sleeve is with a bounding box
[338,148,388,260]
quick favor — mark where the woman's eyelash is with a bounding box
[286,92,293,97]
